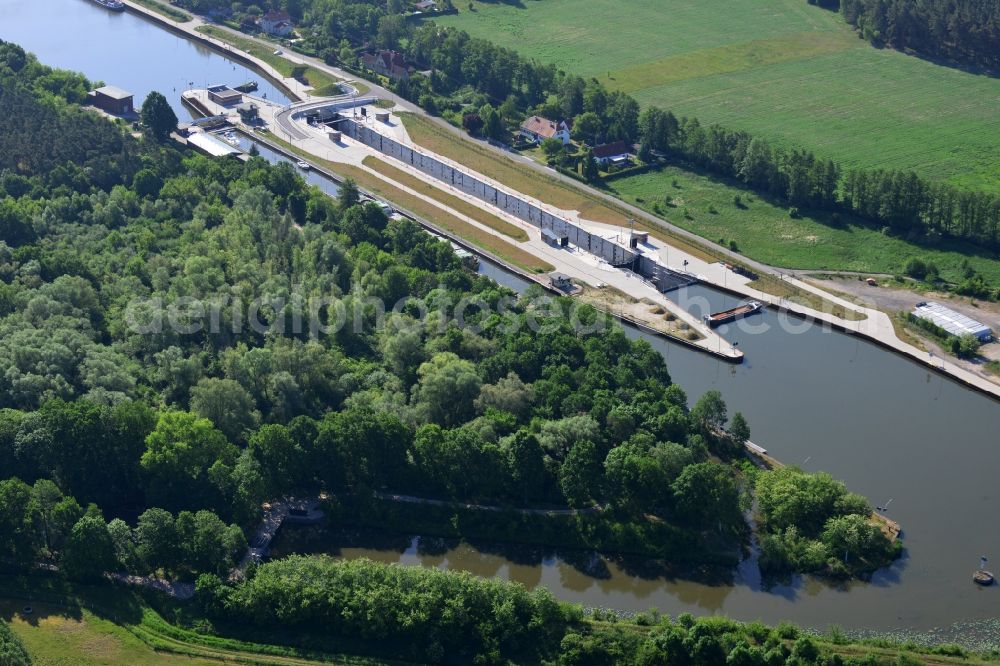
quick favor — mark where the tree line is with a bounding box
[835,0,1000,70]
[194,554,941,666]
[638,110,1000,247]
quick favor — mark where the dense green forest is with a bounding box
[835,0,1000,69]
[0,38,912,663]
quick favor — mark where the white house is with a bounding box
[592,140,634,167]
[520,116,571,146]
[260,10,294,37]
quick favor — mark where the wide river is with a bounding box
[4,0,1000,637]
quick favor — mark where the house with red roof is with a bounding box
[519,116,571,145]
[260,10,294,37]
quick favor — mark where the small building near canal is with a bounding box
[89,85,134,116]
[912,301,993,343]
[207,84,242,107]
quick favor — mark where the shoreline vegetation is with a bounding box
[195,25,344,97]
[129,0,191,23]
[3,572,998,666]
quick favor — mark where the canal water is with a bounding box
[0,0,290,118]
[5,0,1000,637]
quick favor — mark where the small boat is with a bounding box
[89,0,125,10]
[296,160,311,170]
[704,300,763,328]
[234,81,259,93]
[222,131,239,146]
[974,557,994,586]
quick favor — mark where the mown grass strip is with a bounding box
[255,132,554,274]
[598,31,855,92]
[362,155,528,241]
[398,112,630,225]
[196,26,341,95]
[131,0,191,22]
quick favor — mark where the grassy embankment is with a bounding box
[195,25,345,97]
[256,131,554,273]
[397,112,864,318]
[361,156,528,241]
[609,167,1000,288]
[130,0,192,22]
[0,576,398,666]
[2,574,998,666]
[435,0,1000,193]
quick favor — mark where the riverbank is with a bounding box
[5,573,996,664]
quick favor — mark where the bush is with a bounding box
[950,334,981,359]
[0,620,30,666]
[956,274,991,299]
[419,94,438,116]
[222,556,572,664]
[775,622,799,640]
[903,257,937,281]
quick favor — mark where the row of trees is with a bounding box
[636,106,1000,247]
[837,0,1000,69]
[196,555,916,665]
[0,477,245,582]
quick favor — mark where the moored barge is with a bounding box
[90,0,126,10]
[704,300,763,328]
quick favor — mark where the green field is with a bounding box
[0,576,397,666]
[609,166,1000,285]
[435,0,1000,192]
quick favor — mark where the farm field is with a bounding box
[434,0,1000,193]
[609,166,1000,285]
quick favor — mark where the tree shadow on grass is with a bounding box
[0,572,144,628]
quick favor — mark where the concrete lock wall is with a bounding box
[341,118,692,290]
